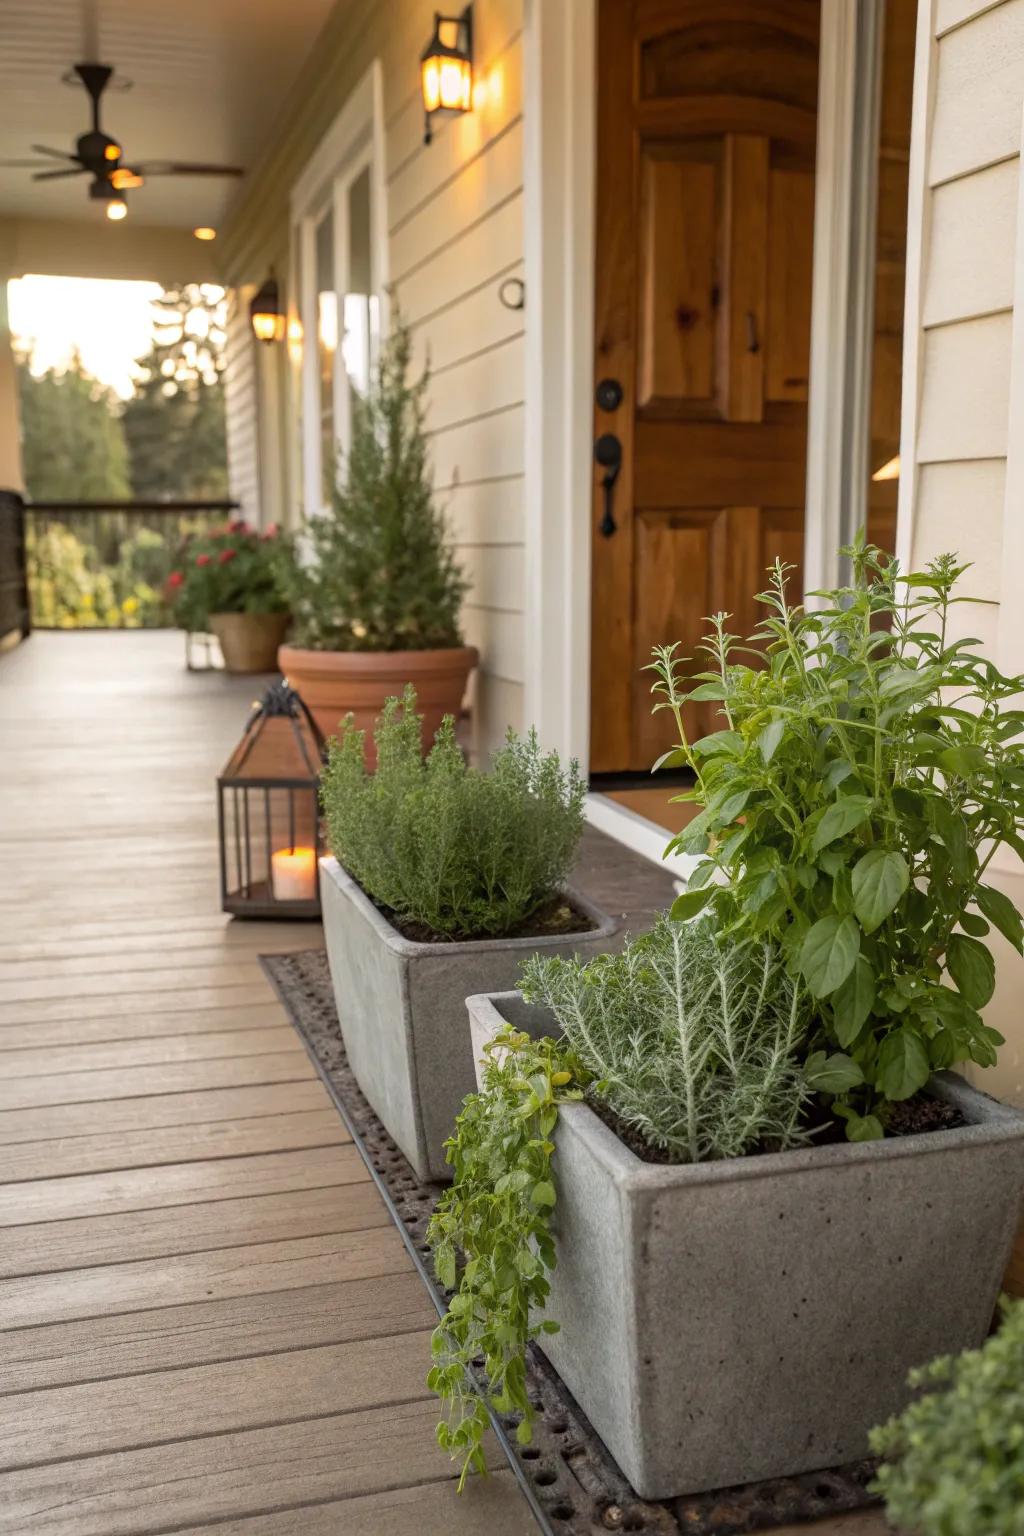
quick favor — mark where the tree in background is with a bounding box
[122,284,229,501]
[16,349,131,501]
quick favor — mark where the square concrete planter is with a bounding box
[469,990,1024,1500]
[319,857,620,1181]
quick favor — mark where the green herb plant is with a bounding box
[428,918,810,1485]
[321,686,587,939]
[650,537,1024,1139]
[428,1026,582,1489]
[870,1297,1024,1535]
[286,312,468,652]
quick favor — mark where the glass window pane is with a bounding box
[316,209,336,501]
[343,166,376,398]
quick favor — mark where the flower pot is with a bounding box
[277,643,478,758]
[319,857,620,1181]
[210,611,290,674]
[469,990,1024,1501]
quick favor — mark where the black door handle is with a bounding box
[595,432,622,538]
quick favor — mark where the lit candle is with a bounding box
[271,846,318,902]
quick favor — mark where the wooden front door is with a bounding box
[590,0,820,773]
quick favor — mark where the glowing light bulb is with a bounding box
[106,198,127,221]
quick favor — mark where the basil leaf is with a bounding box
[805,1049,865,1093]
[876,1030,931,1101]
[670,886,714,922]
[810,795,874,853]
[799,913,861,997]
[851,848,909,934]
[832,954,875,1045]
[976,884,1024,955]
[946,932,995,1008]
[758,719,785,763]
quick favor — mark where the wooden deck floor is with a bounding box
[0,632,535,1535]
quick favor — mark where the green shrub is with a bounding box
[428,918,810,1483]
[321,686,586,939]
[287,314,468,652]
[520,916,811,1162]
[650,537,1024,1140]
[870,1299,1024,1535]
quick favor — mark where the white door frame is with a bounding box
[523,0,885,801]
[290,60,388,518]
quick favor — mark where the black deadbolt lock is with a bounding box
[595,377,623,412]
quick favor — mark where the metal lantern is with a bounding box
[218,680,326,919]
[420,6,473,144]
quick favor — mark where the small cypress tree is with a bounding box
[289,315,468,651]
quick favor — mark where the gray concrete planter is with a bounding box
[469,990,1024,1500]
[319,857,620,1181]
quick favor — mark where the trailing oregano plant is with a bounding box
[427,1026,583,1488]
[650,536,1024,1139]
[869,1298,1024,1535]
[428,919,810,1483]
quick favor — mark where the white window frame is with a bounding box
[290,60,388,517]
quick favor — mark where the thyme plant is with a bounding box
[870,1298,1024,1535]
[321,687,586,939]
[650,538,1024,1139]
[428,919,809,1483]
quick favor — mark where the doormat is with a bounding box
[262,948,881,1536]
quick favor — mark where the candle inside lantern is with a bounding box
[271,846,318,903]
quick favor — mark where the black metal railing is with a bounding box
[23,498,239,630]
[0,490,30,647]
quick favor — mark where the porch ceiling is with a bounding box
[0,0,337,231]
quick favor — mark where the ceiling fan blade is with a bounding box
[132,161,245,178]
[30,144,81,162]
[0,159,61,168]
[33,167,89,180]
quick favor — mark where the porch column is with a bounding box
[0,279,23,492]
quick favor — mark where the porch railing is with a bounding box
[23,499,239,630]
[0,490,30,646]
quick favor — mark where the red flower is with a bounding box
[229,519,251,535]
[219,547,238,564]
[167,570,184,590]
[262,523,279,540]
[195,553,211,568]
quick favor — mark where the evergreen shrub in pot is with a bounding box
[167,519,293,673]
[429,542,1024,1498]
[279,317,476,758]
[319,688,619,1181]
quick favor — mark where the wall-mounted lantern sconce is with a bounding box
[421,6,473,146]
[250,275,285,344]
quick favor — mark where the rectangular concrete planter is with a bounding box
[319,857,620,1181]
[469,990,1024,1501]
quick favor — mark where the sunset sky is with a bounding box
[7,274,164,399]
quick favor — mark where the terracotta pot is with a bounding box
[278,642,478,759]
[210,612,290,674]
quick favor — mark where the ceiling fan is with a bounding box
[0,62,245,220]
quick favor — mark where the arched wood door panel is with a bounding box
[590,0,820,772]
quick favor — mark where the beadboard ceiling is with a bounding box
[0,0,337,229]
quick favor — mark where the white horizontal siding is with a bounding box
[929,0,1024,184]
[381,0,525,761]
[923,157,1019,323]
[224,286,261,525]
[916,311,1013,461]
